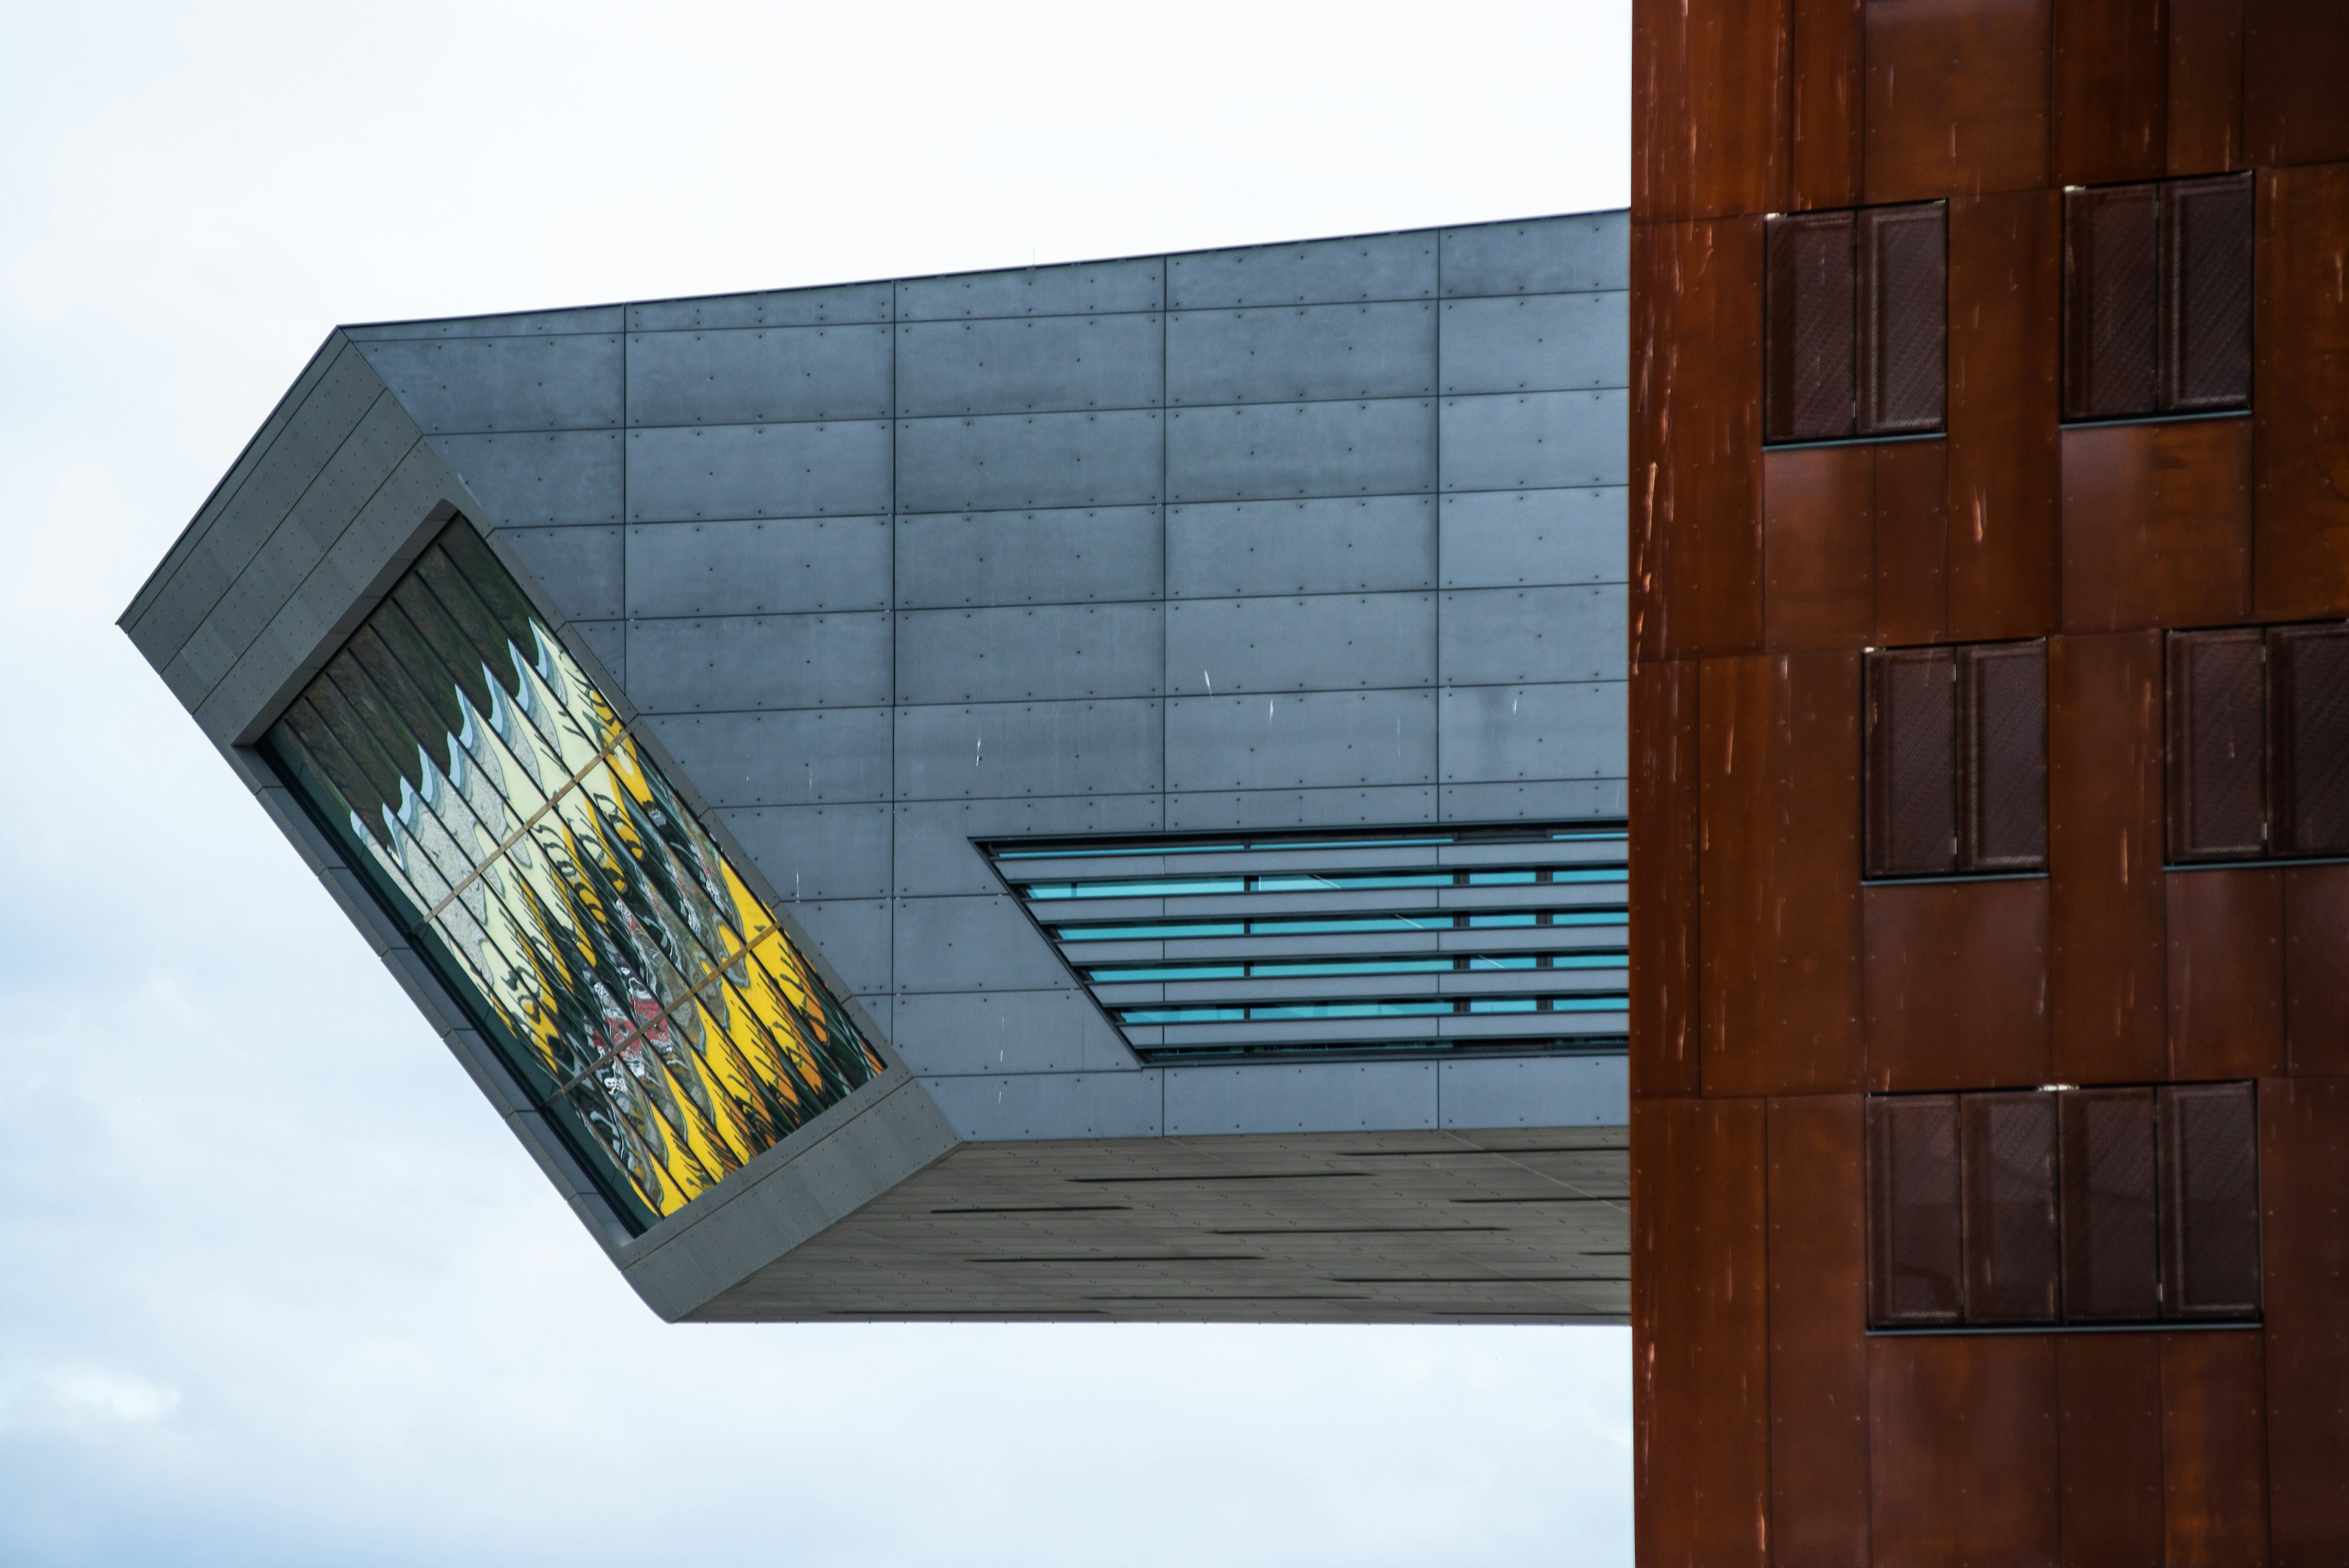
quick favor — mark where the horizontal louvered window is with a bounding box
[1868,1084,2260,1331]
[2064,173,2252,422]
[986,824,1627,1062]
[2169,622,2349,863]
[1767,203,1946,444]
[1865,641,2047,879]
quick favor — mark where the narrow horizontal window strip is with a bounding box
[1078,951,1611,983]
[1050,905,1627,941]
[986,822,1630,1063]
[1116,994,1629,1025]
[1015,864,1622,901]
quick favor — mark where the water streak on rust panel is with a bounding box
[2166,0,2245,175]
[1631,659,1702,1099]
[1631,0,1789,221]
[1864,0,2054,204]
[1789,0,1865,210]
[1631,217,1767,662]
[2253,162,2349,622]
[2049,632,2168,1082]
[1947,190,2061,640]
[1631,1098,1770,1568]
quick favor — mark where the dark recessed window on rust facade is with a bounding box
[1864,641,2047,879]
[2063,173,2252,423]
[1866,1084,2259,1332]
[2169,623,2349,863]
[1765,203,1946,444]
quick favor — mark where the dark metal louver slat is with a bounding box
[2058,1088,2161,1322]
[2065,184,2162,421]
[1961,1092,2061,1323]
[1961,641,2049,871]
[2267,623,2349,856]
[1765,211,1857,444]
[1857,203,1947,435]
[1869,1095,1965,1326]
[1865,648,1959,877]
[2158,1082,2262,1320]
[2168,630,2268,861]
[2162,173,2254,412]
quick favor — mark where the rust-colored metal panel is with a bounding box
[1631,0,1789,221]
[1791,0,1865,210]
[1632,1097,1772,1568]
[2058,417,2252,634]
[1701,653,1865,1096]
[2267,622,2349,856]
[1864,0,2054,204]
[2243,0,2349,169]
[1868,1335,2061,1567]
[2284,863,2349,1077]
[2260,1076,2349,1564]
[1763,445,1874,652]
[2063,183,2162,422]
[2253,162,2349,623]
[1863,878,2052,1091]
[2158,1081,2263,1319]
[2162,174,2254,411]
[2165,868,2285,1080]
[1868,1093,1965,1325]
[1632,658,1704,1098]
[1947,190,2062,641]
[2052,0,2168,185]
[1961,1091,2061,1323]
[1767,212,1858,444]
[1872,438,1949,645]
[2167,0,2245,176]
[2048,632,2168,1083]
[1857,204,1950,436]
[2167,628,2268,863]
[2056,1334,2164,1568]
[1961,640,2050,872]
[1766,1095,1870,1566]
[1633,217,1768,661]
[2160,1331,2270,1567]
[1864,648,1959,879]
[2061,1087,2161,1321]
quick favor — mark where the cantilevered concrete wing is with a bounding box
[122,213,1633,1323]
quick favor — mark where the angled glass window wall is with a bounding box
[265,521,885,1230]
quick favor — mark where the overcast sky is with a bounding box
[0,4,1633,1562]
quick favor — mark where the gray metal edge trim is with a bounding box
[119,330,351,639]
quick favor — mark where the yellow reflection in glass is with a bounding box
[265,526,885,1227]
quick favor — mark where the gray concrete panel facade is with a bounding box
[122,209,1634,1323]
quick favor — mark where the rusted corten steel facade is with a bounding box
[1630,2,2349,1565]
